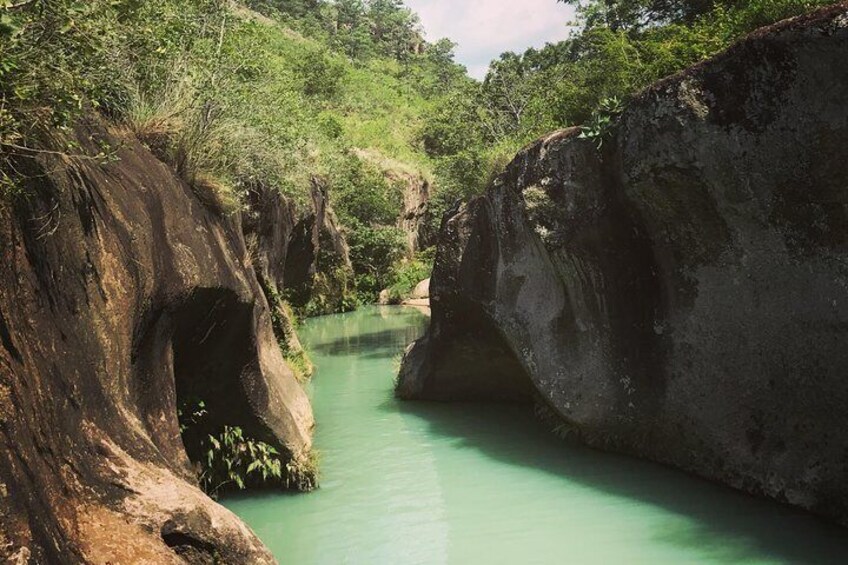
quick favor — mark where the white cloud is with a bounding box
[405,0,577,79]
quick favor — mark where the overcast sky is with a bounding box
[405,0,577,80]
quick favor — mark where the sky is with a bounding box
[405,0,577,80]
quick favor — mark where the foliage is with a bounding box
[296,45,347,98]
[331,154,403,226]
[347,223,408,300]
[0,1,127,145]
[559,0,831,31]
[383,250,433,304]
[178,397,317,496]
[177,397,208,434]
[300,265,359,317]
[419,83,482,158]
[319,0,423,61]
[579,96,625,149]
[202,425,285,495]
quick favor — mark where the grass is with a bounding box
[285,448,320,492]
[392,352,405,388]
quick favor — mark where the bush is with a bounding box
[297,46,347,98]
[0,1,129,143]
[331,153,404,226]
[347,223,408,300]
[178,398,317,496]
[384,251,433,303]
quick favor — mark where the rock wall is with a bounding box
[242,180,299,293]
[0,119,314,562]
[352,148,435,254]
[242,182,311,379]
[283,178,355,315]
[399,5,848,524]
[397,173,434,254]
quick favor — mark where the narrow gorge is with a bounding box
[2,0,848,563]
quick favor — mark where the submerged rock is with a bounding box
[399,5,848,524]
[0,119,313,562]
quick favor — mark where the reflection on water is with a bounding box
[225,306,848,565]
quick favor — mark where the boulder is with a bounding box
[399,5,848,524]
[409,278,430,300]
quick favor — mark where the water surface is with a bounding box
[225,306,848,564]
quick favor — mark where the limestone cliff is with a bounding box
[0,119,314,562]
[399,4,848,524]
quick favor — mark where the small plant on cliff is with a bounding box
[579,96,625,149]
[264,282,314,382]
[177,397,315,497]
[201,425,284,495]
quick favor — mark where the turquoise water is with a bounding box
[225,306,848,564]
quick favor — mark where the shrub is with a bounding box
[297,46,347,98]
[347,222,408,300]
[384,251,433,303]
[178,398,317,496]
[201,425,284,494]
[331,153,404,226]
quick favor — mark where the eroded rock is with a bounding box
[0,119,313,562]
[283,178,354,315]
[399,5,848,524]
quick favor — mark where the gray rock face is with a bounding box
[243,180,299,292]
[0,119,313,562]
[283,178,354,314]
[399,5,848,524]
[398,173,433,254]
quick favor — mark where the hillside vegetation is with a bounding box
[0,0,835,309]
[422,0,834,206]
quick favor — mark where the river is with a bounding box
[224,306,848,564]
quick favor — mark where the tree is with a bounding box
[369,0,422,60]
[480,52,536,140]
[244,0,320,19]
[557,0,770,30]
